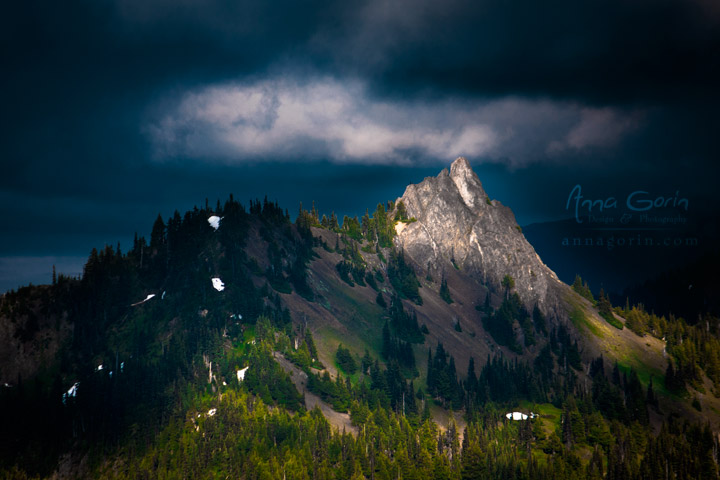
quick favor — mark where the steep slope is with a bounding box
[395,157,568,320]
[386,159,720,427]
[389,159,656,370]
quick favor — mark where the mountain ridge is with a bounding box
[1,158,719,479]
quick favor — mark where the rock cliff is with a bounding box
[394,157,570,319]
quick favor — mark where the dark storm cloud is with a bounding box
[2,0,335,86]
[318,0,720,104]
[4,0,719,115]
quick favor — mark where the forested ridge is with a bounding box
[0,195,719,479]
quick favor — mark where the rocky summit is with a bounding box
[395,157,569,319]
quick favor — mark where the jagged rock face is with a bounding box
[395,157,569,318]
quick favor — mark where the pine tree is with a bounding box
[532,304,547,335]
[376,292,387,308]
[598,288,613,316]
[150,214,166,253]
[394,200,408,221]
[305,331,319,361]
[665,360,685,393]
[461,444,487,479]
[440,276,453,304]
[466,357,477,394]
[361,349,373,374]
[501,274,515,298]
[382,321,391,359]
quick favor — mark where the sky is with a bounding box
[2,0,719,293]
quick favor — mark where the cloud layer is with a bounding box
[149,79,642,166]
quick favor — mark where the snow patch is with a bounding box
[506,411,529,421]
[67,383,79,396]
[132,294,156,306]
[63,382,80,403]
[211,278,225,291]
[208,216,222,230]
[237,366,249,382]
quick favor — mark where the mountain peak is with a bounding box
[449,156,471,174]
[448,157,486,209]
[396,158,566,317]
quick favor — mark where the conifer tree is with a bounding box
[150,214,166,254]
[440,275,453,304]
[501,274,515,298]
[598,288,613,316]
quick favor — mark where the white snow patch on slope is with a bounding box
[63,382,80,403]
[212,278,225,291]
[208,216,222,230]
[67,382,79,397]
[132,294,156,306]
[506,411,529,421]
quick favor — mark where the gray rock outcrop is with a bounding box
[394,157,569,319]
